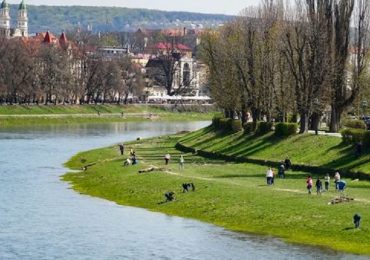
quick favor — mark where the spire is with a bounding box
[1,0,9,9]
[19,0,26,10]
[59,31,69,48]
[44,31,52,43]
[59,31,68,43]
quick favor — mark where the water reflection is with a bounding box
[0,121,367,260]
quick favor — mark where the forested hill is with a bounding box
[8,5,233,33]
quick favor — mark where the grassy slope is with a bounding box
[0,104,162,115]
[0,105,213,126]
[179,127,370,174]
[64,134,370,256]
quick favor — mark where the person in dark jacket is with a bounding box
[354,214,361,228]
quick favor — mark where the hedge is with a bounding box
[243,122,255,134]
[212,115,223,129]
[256,122,273,135]
[341,128,366,144]
[342,119,366,130]
[275,123,298,137]
[219,118,232,131]
[231,120,243,133]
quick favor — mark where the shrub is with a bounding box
[342,119,366,130]
[341,128,366,144]
[363,131,370,146]
[275,123,298,137]
[219,118,232,131]
[231,120,243,133]
[256,122,273,135]
[243,122,255,134]
[212,115,223,129]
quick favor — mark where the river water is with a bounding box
[0,121,367,260]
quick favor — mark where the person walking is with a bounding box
[118,144,124,155]
[164,153,171,165]
[179,154,185,170]
[306,176,313,194]
[266,167,274,185]
[334,171,341,190]
[324,173,330,191]
[354,214,361,228]
[278,163,285,179]
[316,178,322,195]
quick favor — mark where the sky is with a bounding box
[6,0,261,15]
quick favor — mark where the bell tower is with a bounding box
[17,0,28,37]
[0,0,11,38]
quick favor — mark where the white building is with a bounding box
[0,0,28,38]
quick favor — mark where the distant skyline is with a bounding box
[6,0,261,15]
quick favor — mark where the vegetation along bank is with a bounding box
[0,105,214,127]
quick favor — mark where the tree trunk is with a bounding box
[310,112,320,135]
[251,108,261,130]
[329,105,343,133]
[299,111,309,134]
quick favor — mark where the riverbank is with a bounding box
[0,105,214,127]
[64,131,370,256]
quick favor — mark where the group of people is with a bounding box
[121,144,138,166]
[164,152,185,170]
[265,158,292,185]
[119,143,186,170]
[306,171,346,195]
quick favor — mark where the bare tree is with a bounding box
[329,0,355,132]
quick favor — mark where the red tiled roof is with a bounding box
[152,42,192,51]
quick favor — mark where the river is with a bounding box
[0,121,366,260]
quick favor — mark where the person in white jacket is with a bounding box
[266,168,274,185]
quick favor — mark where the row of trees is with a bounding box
[0,37,143,105]
[201,0,370,133]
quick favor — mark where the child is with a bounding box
[354,214,361,228]
[306,176,313,194]
[278,163,285,179]
[316,178,322,195]
[334,171,341,190]
[179,154,185,170]
[324,173,330,191]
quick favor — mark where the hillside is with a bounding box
[8,5,233,33]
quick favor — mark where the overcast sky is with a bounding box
[7,0,261,15]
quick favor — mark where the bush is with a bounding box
[219,118,232,131]
[243,122,255,134]
[341,128,366,144]
[342,119,366,130]
[275,123,298,137]
[363,131,370,146]
[256,122,273,135]
[231,120,243,133]
[212,115,223,129]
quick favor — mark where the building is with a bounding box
[144,41,210,101]
[0,0,28,38]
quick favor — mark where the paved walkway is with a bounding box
[307,130,341,137]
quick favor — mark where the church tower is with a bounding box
[17,0,28,37]
[0,0,11,38]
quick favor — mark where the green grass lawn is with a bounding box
[64,134,370,256]
[179,126,370,175]
[0,104,163,115]
[0,105,213,127]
